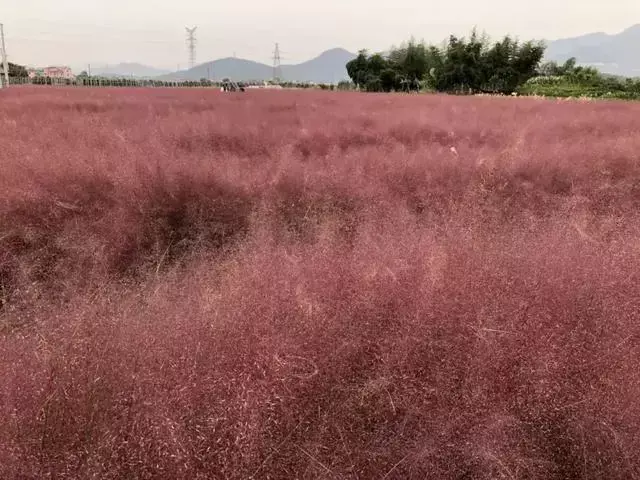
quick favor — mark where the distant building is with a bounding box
[43,66,75,79]
[29,66,75,80]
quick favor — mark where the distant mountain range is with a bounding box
[545,24,640,77]
[159,48,356,84]
[88,63,172,79]
[73,49,355,83]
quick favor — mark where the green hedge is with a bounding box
[519,82,640,100]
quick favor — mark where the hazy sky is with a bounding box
[3,0,639,70]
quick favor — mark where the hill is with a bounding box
[546,24,640,77]
[160,48,356,83]
[283,48,357,83]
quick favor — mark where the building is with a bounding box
[43,66,75,79]
[29,66,75,80]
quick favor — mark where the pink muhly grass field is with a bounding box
[1,87,640,479]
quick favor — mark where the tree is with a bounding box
[346,29,547,96]
[365,74,383,92]
[402,40,429,82]
[7,62,28,78]
[380,68,400,92]
[481,36,518,93]
[346,50,370,89]
[438,35,471,93]
[510,40,546,88]
[367,53,387,76]
[561,57,577,74]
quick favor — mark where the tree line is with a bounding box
[0,62,28,79]
[346,30,547,94]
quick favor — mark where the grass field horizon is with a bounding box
[1,87,640,479]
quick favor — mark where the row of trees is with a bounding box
[347,30,546,94]
[0,62,29,79]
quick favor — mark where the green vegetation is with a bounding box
[347,31,545,94]
[7,62,28,78]
[521,59,640,99]
[0,62,28,81]
[348,31,640,100]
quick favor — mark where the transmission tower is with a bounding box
[185,27,197,70]
[272,43,282,82]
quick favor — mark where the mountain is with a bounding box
[545,24,640,77]
[283,48,357,83]
[162,58,271,82]
[160,48,356,83]
[90,63,172,78]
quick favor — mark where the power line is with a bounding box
[185,26,197,70]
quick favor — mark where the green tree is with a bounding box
[438,35,471,92]
[347,29,547,96]
[380,68,400,92]
[561,57,577,74]
[7,62,28,78]
[365,74,383,92]
[367,53,387,76]
[402,39,429,82]
[346,50,370,89]
[510,40,546,88]
[481,36,518,93]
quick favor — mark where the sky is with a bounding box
[3,0,639,71]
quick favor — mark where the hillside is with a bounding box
[546,24,640,77]
[160,48,356,83]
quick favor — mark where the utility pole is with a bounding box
[185,27,197,70]
[1,23,9,88]
[272,43,282,83]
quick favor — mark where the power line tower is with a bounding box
[0,23,9,88]
[272,43,282,83]
[185,27,197,70]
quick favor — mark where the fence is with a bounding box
[6,76,222,88]
[4,77,340,90]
